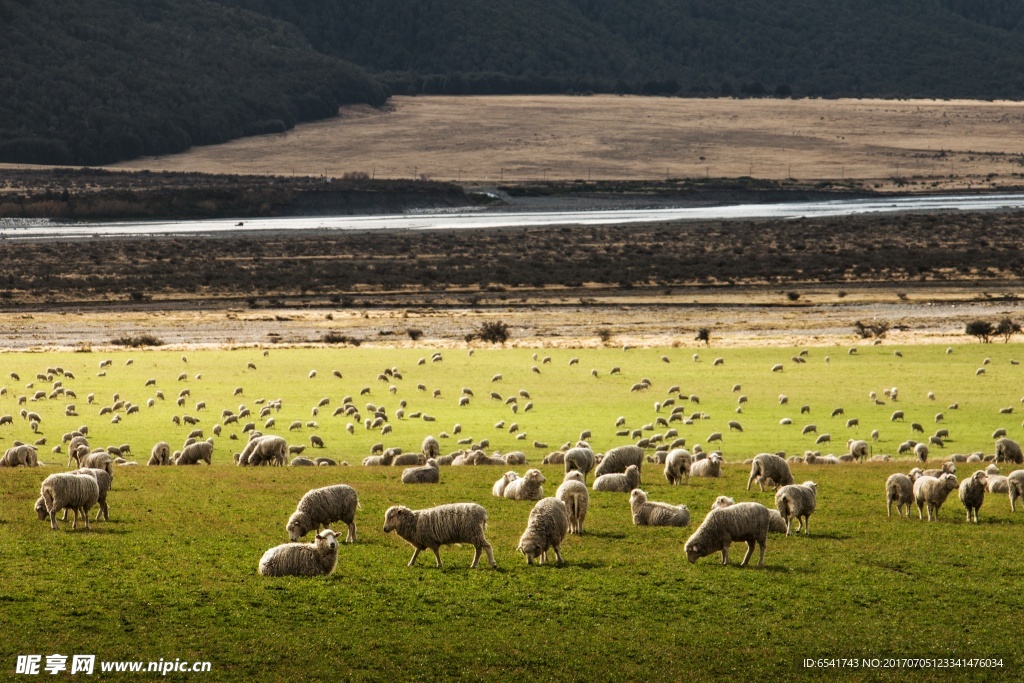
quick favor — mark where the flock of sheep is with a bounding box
[5,347,1024,574]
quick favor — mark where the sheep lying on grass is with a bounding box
[886,473,915,518]
[593,464,641,493]
[503,469,546,500]
[685,502,770,568]
[629,489,690,527]
[402,459,440,484]
[517,497,569,565]
[35,472,99,531]
[555,471,589,534]
[746,453,793,492]
[383,503,496,569]
[690,453,722,478]
[287,485,359,542]
[492,471,519,498]
[258,529,339,577]
[913,473,959,521]
[959,470,988,523]
[775,481,817,535]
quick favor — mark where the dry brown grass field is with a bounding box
[109,95,1024,189]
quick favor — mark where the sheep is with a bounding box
[402,459,440,484]
[847,439,870,462]
[502,451,528,465]
[492,471,520,498]
[36,472,100,530]
[801,424,817,435]
[995,438,1023,464]
[684,502,770,567]
[504,469,546,500]
[517,497,570,565]
[1009,470,1024,511]
[815,433,831,445]
[0,444,37,467]
[630,489,690,527]
[593,464,641,493]
[258,530,340,577]
[239,435,287,466]
[289,457,316,466]
[663,448,691,486]
[176,440,213,465]
[593,445,643,480]
[556,471,589,535]
[690,453,722,478]
[392,453,426,467]
[148,441,171,466]
[914,442,929,463]
[71,468,112,522]
[382,503,496,568]
[420,435,441,460]
[913,473,959,521]
[79,450,114,474]
[564,447,596,481]
[774,481,817,535]
[886,473,915,518]
[959,471,989,523]
[543,451,565,465]
[287,484,359,542]
[746,453,794,492]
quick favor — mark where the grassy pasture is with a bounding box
[1,344,1023,681]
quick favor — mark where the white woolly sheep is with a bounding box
[289,457,316,466]
[664,448,691,486]
[492,471,520,498]
[564,447,596,481]
[684,502,770,568]
[593,445,644,480]
[36,472,100,530]
[630,489,690,527]
[995,438,1023,464]
[422,435,440,459]
[746,453,794,492]
[258,529,340,577]
[847,439,870,462]
[517,497,570,565]
[382,503,496,568]
[1008,470,1024,511]
[913,473,959,521]
[176,440,213,465]
[71,468,112,522]
[148,441,171,466]
[392,453,426,467]
[914,442,929,463]
[402,459,440,484]
[959,470,988,523]
[593,464,641,493]
[504,469,546,500]
[691,453,723,478]
[775,481,817,535]
[556,471,589,534]
[287,484,359,542]
[239,435,287,466]
[886,473,915,518]
[0,444,37,467]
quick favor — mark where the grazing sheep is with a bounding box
[664,448,691,486]
[630,489,690,527]
[959,471,989,523]
[309,435,324,448]
[913,473,959,521]
[492,471,520,498]
[402,459,440,484]
[746,453,794,492]
[987,475,1009,493]
[886,473,915,518]
[815,433,831,445]
[148,441,171,466]
[914,443,929,463]
[517,498,570,565]
[691,453,723,478]
[422,435,440,459]
[684,502,770,568]
[258,530,340,577]
[1009,470,1024,511]
[238,435,287,466]
[36,472,100,530]
[775,481,817,535]
[71,468,112,522]
[504,469,546,500]
[593,445,643,480]
[382,503,496,568]
[593,464,641,493]
[564,447,596,481]
[0,444,38,467]
[176,440,213,465]
[801,424,817,435]
[287,484,359,542]
[846,438,870,462]
[995,438,1024,464]
[556,471,589,534]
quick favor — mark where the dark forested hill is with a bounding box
[0,0,386,165]
[218,0,1024,99]
[5,0,1024,167]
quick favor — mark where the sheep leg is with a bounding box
[82,507,92,530]
[61,508,69,521]
[720,544,730,565]
[916,500,924,520]
[785,517,793,537]
[49,508,59,531]
[755,540,766,567]
[887,499,893,518]
[745,470,757,491]
[802,516,809,535]
[431,548,443,568]
[739,540,756,567]
[346,522,356,543]
[407,548,422,567]
[552,544,564,565]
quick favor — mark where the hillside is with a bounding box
[0,0,386,165]
[219,0,1024,99]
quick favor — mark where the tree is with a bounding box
[475,320,510,345]
[965,320,994,343]
[853,320,890,339]
[695,327,711,347]
[995,317,1021,343]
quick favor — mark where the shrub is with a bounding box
[322,332,361,346]
[786,291,801,301]
[110,334,164,347]
[853,320,890,339]
[695,327,711,346]
[476,320,510,344]
[596,328,613,344]
[965,320,994,343]
[407,328,424,341]
[995,317,1021,343]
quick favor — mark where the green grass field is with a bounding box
[1,344,1022,681]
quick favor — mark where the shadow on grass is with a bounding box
[579,530,627,540]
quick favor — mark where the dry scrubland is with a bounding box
[1,346,1023,681]
[111,95,1024,190]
